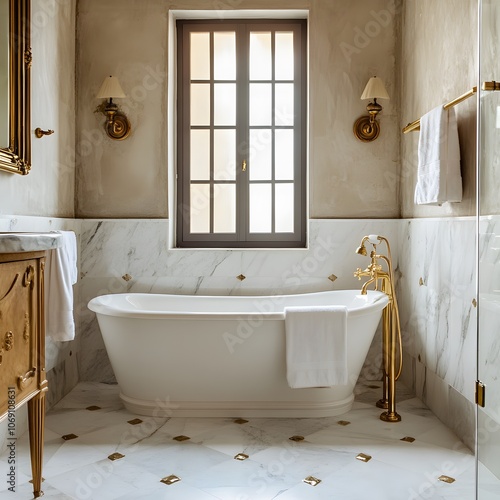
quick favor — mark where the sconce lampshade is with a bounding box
[96,75,126,99]
[354,76,389,143]
[96,75,131,141]
[360,76,390,101]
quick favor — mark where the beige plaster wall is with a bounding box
[309,0,400,218]
[0,0,76,217]
[76,0,401,219]
[400,0,478,218]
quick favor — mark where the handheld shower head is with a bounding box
[355,243,367,256]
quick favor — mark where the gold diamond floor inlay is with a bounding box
[438,475,456,484]
[303,476,322,486]
[337,420,351,426]
[234,453,249,461]
[234,418,249,424]
[61,433,78,441]
[160,475,181,485]
[289,435,305,442]
[86,405,101,411]
[108,452,125,461]
[127,418,143,425]
[356,453,372,462]
[401,436,416,443]
[173,435,190,442]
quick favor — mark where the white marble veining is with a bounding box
[396,217,477,451]
[0,232,62,253]
[397,218,476,402]
[0,381,483,500]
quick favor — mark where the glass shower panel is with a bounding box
[478,0,500,497]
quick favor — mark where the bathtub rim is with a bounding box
[88,289,389,320]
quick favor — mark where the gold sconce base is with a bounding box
[96,101,132,141]
[353,115,380,142]
[104,112,131,141]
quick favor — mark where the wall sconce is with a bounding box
[353,76,389,142]
[96,75,131,140]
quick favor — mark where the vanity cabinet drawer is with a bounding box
[0,256,44,414]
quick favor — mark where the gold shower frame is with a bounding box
[0,0,31,175]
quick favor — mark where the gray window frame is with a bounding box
[176,19,307,248]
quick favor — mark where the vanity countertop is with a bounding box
[0,232,63,253]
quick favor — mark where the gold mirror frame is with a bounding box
[0,0,31,175]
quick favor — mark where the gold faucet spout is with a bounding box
[360,277,377,295]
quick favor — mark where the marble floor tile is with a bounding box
[0,382,495,499]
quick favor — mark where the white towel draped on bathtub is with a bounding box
[284,305,348,388]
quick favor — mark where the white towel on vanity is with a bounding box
[284,305,348,388]
[45,231,78,341]
[414,105,462,205]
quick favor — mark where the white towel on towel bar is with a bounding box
[45,231,78,341]
[284,305,348,389]
[414,105,462,205]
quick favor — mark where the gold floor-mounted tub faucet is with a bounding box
[355,235,402,423]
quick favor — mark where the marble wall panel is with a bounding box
[397,218,476,403]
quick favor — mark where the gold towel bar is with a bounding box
[402,80,500,134]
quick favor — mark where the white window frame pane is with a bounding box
[214,184,236,233]
[249,184,272,233]
[190,184,210,233]
[190,84,211,126]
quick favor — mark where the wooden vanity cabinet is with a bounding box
[0,251,47,498]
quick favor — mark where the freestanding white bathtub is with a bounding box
[88,290,388,418]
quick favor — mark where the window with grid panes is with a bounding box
[176,19,307,248]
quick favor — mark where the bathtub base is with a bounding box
[120,392,355,418]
